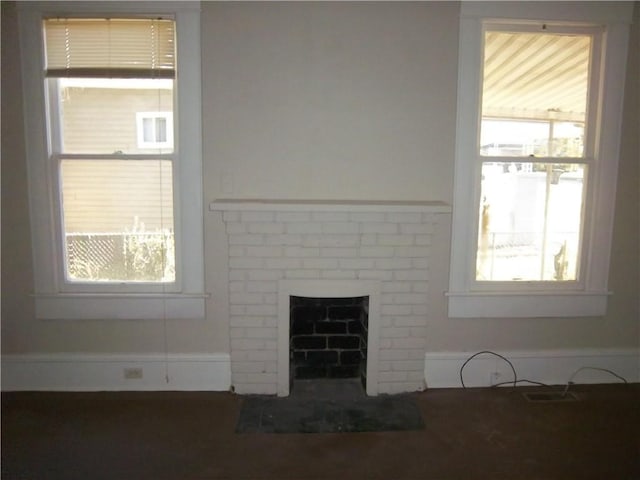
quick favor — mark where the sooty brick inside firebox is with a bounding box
[290,296,368,382]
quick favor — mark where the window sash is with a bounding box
[59,157,176,285]
[47,77,175,156]
[475,160,588,284]
[43,18,179,291]
[51,153,180,293]
[468,22,602,289]
[479,23,602,163]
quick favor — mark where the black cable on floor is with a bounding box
[459,350,517,389]
[562,366,628,396]
[460,351,629,394]
[491,379,550,388]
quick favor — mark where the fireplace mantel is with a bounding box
[210,199,451,213]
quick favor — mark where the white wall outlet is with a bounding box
[489,371,501,386]
[124,367,143,379]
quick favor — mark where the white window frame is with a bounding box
[447,2,632,318]
[18,2,205,320]
[136,112,174,149]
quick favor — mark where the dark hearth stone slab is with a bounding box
[235,394,425,434]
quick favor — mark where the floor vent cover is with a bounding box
[523,391,579,402]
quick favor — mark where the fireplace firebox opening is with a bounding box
[290,296,369,391]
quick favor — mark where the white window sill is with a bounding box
[446,291,611,318]
[34,293,208,320]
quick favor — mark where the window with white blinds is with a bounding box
[43,18,176,288]
[45,17,178,286]
[43,18,175,78]
[19,2,204,319]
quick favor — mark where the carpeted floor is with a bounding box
[2,384,639,480]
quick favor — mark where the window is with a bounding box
[476,25,594,283]
[45,19,176,284]
[19,2,204,319]
[448,3,632,317]
[137,112,174,149]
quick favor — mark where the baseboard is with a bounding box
[424,348,639,388]
[3,350,635,392]
[1,353,231,392]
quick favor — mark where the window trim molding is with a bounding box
[18,2,205,320]
[447,2,632,318]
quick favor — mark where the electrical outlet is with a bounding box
[489,371,501,385]
[124,367,143,379]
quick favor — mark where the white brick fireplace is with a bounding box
[211,199,451,395]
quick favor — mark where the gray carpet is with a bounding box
[235,394,425,433]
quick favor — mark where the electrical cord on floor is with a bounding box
[459,350,629,395]
[491,379,550,388]
[459,350,518,389]
[562,366,628,397]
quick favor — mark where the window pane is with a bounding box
[476,162,585,281]
[481,30,591,157]
[142,118,154,142]
[155,117,167,142]
[481,119,585,157]
[55,78,173,154]
[60,159,175,283]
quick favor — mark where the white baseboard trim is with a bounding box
[1,353,231,392]
[4,350,635,392]
[424,348,639,389]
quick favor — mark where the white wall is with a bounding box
[202,2,458,202]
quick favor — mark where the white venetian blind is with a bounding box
[43,18,175,78]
